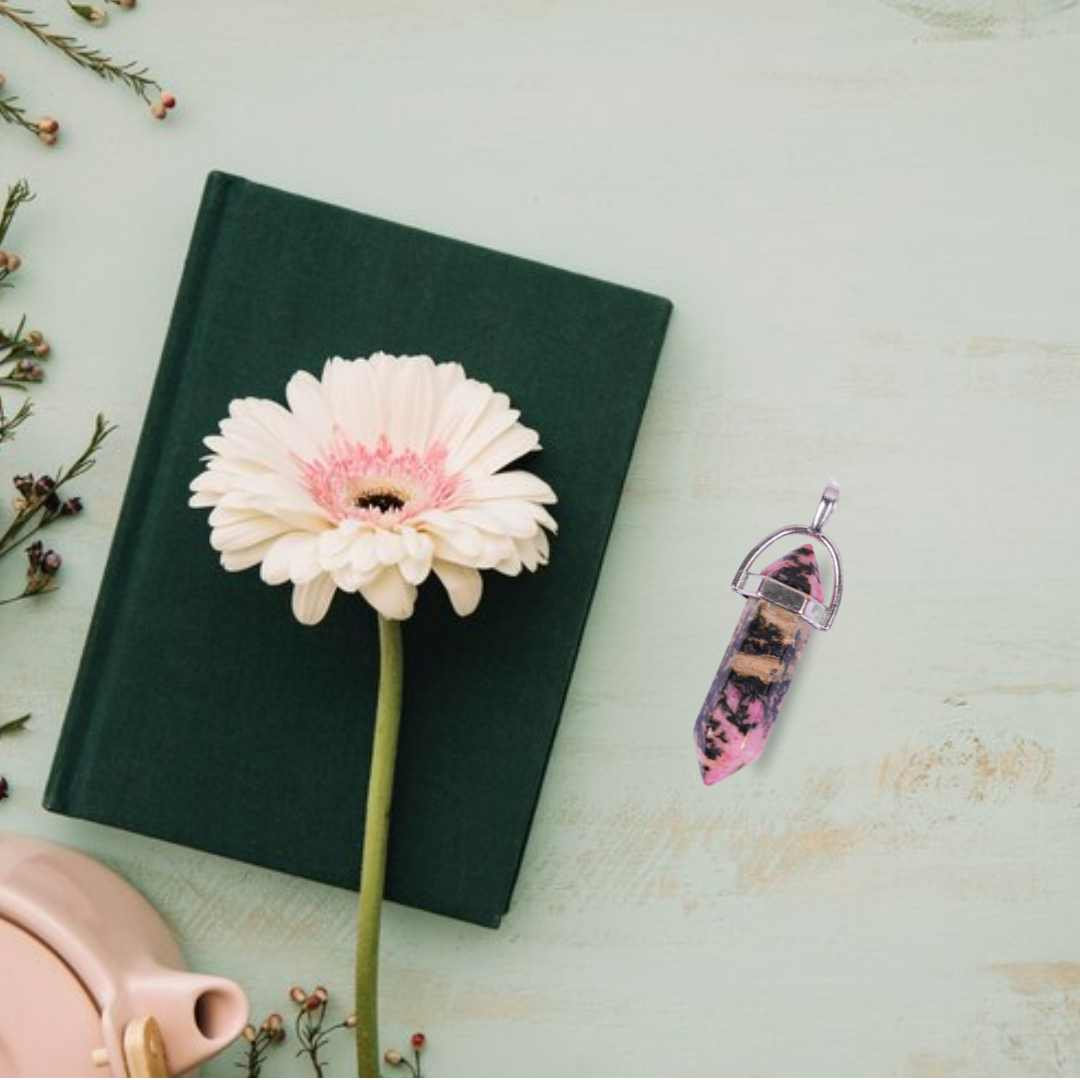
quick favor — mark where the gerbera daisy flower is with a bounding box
[190,353,557,624]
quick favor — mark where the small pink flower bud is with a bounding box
[33,341,51,357]
[313,985,328,1003]
[160,91,177,110]
[38,131,58,147]
[303,994,321,1013]
[288,985,306,1004]
[151,102,168,121]
[38,117,59,135]
[383,1049,403,1066]
[242,1024,257,1043]
[26,330,44,346]
[4,253,20,272]
[344,1014,357,1029]
[410,1032,426,1050]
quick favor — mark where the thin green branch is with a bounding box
[0,2,160,103]
[0,179,32,244]
[0,394,32,443]
[0,94,43,139]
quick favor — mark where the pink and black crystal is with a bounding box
[694,544,823,785]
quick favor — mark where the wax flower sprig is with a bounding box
[1,178,112,714]
[238,985,364,1078]
[0,1,176,144]
[384,1032,427,1078]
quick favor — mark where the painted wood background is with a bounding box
[2,1,1078,1075]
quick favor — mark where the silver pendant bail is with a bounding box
[811,481,841,534]
[731,482,845,631]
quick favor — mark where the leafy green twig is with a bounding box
[0,94,44,140]
[0,714,28,736]
[0,394,31,445]
[0,178,33,245]
[0,2,160,102]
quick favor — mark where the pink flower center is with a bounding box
[298,433,462,524]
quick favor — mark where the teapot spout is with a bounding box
[109,969,248,1077]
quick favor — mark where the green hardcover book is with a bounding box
[45,172,672,928]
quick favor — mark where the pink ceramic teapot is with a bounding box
[0,832,248,1077]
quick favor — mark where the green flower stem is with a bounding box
[356,614,404,1077]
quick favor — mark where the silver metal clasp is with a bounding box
[731,482,845,631]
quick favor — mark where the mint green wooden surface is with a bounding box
[3,2,1078,1076]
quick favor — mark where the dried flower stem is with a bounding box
[0,2,160,103]
[0,412,113,554]
[356,614,404,1077]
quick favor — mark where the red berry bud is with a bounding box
[410,1032,426,1049]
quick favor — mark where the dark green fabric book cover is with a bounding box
[45,172,672,928]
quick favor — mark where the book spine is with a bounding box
[44,172,239,813]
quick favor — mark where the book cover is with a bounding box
[45,172,672,928]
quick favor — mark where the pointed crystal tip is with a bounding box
[761,544,824,603]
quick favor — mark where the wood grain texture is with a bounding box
[2,1,1079,1075]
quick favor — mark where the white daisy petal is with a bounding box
[359,567,418,621]
[262,534,311,586]
[375,529,403,566]
[433,560,484,616]
[387,354,436,449]
[286,370,336,447]
[210,515,291,553]
[466,470,558,505]
[291,573,337,625]
[443,395,522,474]
[459,424,542,479]
[221,539,277,572]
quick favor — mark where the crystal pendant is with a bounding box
[693,545,822,785]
